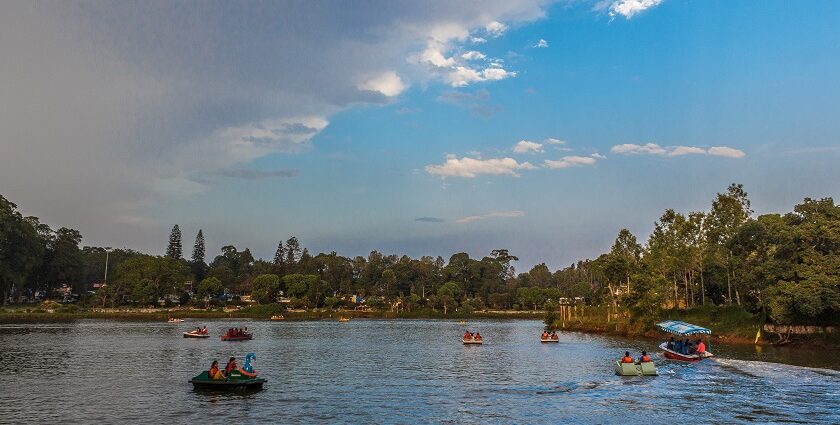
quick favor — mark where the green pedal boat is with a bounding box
[189,371,266,391]
[615,361,657,376]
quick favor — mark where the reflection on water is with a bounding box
[0,319,837,424]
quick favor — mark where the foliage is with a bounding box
[250,274,280,304]
[166,224,182,260]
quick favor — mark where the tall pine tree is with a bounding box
[273,241,285,265]
[166,224,182,260]
[192,229,205,264]
[285,236,301,264]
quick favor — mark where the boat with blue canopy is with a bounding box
[656,320,714,362]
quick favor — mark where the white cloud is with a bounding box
[456,210,524,224]
[358,71,406,97]
[610,143,668,155]
[533,39,549,48]
[446,65,517,87]
[174,116,329,173]
[668,146,707,156]
[591,152,607,159]
[543,155,599,169]
[708,146,746,158]
[461,51,486,61]
[513,140,544,153]
[544,138,566,145]
[608,0,664,19]
[470,37,487,44]
[611,143,746,158]
[485,21,507,37]
[425,155,535,178]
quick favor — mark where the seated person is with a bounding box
[621,351,634,363]
[696,339,706,354]
[473,332,482,341]
[675,339,684,353]
[464,331,472,340]
[227,328,233,337]
[551,331,558,340]
[224,357,237,375]
[541,331,549,339]
[687,342,696,354]
[202,326,208,335]
[209,360,224,379]
[666,337,675,350]
[639,351,651,363]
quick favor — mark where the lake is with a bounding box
[1,319,838,424]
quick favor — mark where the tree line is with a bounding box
[1,185,838,325]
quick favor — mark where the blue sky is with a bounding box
[2,0,839,270]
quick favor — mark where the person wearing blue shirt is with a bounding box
[675,339,684,353]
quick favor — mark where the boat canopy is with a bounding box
[656,320,711,335]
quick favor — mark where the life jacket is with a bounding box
[474,334,482,340]
[621,356,634,363]
[641,355,651,362]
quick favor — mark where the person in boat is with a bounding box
[209,360,224,380]
[687,342,696,354]
[639,351,651,363]
[621,351,634,363]
[464,331,472,340]
[551,331,558,340]
[474,332,482,341]
[674,338,684,353]
[541,331,549,339]
[224,357,237,376]
[666,336,675,350]
[202,326,208,335]
[243,327,249,335]
[696,339,706,354]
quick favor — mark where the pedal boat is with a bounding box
[540,337,560,343]
[462,337,483,345]
[183,331,210,338]
[221,333,253,341]
[189,371,266,391]
[615,361,657,376]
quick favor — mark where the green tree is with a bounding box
[196,277,223,307]
[116,256,190,306]
[166,224,183,260]
[0,195,43,304]
[324,296,340,309]
[285,237,301,265]
[437,281,461,314]
[250,274,280,304]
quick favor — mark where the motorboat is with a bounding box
[270,315,285,321]
[183,330,210,338]
[656,320,714,362]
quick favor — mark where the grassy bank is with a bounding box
[0,305,542,323]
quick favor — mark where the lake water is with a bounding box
[1,319,838,424]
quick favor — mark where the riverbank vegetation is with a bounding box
[1,184,838,343]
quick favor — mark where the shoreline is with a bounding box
[2,307,837,349]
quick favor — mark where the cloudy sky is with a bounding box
[2,0,839,269]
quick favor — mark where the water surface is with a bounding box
[1,319,837,424]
